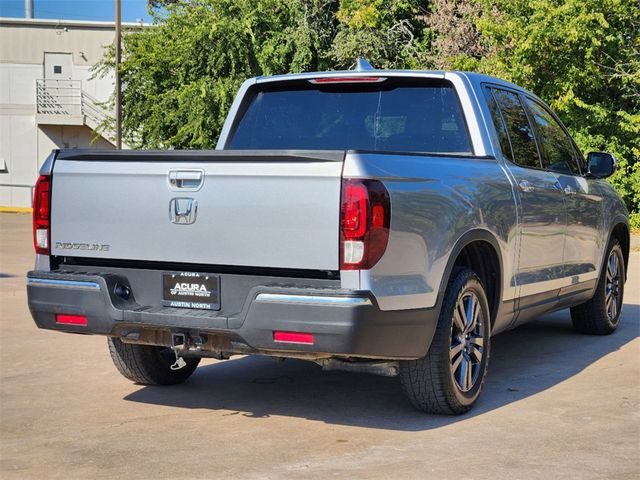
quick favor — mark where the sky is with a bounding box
[0,0,154,23]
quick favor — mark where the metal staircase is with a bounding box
[35,79,119,146]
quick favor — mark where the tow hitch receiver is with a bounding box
[169,333,205,370]
[170,333,187,370]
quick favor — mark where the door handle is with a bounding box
[518,180,535,193]
[563,185,577,195]
[168,170,204,190]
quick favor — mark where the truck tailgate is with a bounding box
[50,150,344,271]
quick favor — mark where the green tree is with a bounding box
[105,0,336,149]
[423,0,489,69]
[329,0,430,68]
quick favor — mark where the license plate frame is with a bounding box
[162,272,220,310]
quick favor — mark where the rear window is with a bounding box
[227,80,472,154]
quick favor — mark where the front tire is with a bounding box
[570,239,625,335]
[400,268,491,414]
[107,337,200,385]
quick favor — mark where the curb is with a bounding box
[0,207,32,214]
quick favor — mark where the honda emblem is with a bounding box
[169,198,198,225]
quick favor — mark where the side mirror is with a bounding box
[586,152,617,179]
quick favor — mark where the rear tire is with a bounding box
[570,239,625,335]
[107,337,200,385]
[400,268,491,414]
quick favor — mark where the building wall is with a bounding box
[0,18,142,208]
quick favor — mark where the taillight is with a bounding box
[33,175,51,255]
[340,179,390,270]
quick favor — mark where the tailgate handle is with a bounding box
[169,170,204,189]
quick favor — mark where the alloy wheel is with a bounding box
[605,251,622,322]
[450,291,485,392]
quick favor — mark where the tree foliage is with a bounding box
[110,0,332,149]
[329,0,430,68]
[101,0,639,226]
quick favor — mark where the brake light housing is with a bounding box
[340,179,390,270]
[33,174,51,255]
[309,77,387,84]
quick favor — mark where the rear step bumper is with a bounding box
[26,271,438,360]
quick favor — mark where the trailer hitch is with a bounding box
[169,333,205,370]
[169,333,188,370]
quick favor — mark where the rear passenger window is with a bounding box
[523,97,581,175]
[491,88,541,169]
[484,87,513,161]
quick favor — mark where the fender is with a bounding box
[434,228,504,325]
[603,215,630,281]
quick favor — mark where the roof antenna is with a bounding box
[354,57,375,71]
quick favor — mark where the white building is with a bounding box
[0,17,140,208]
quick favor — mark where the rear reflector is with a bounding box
[56,314,88,326]
[273,331,314,345]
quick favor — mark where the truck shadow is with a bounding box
[124,304,639,431]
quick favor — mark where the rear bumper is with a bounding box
[27,270,438,359]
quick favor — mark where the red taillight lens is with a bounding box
[33,175,51,255]
[309,77,386,84]
[340,179,390,270]
[342,182,368,239]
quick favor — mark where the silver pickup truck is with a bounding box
[27,64,629,414]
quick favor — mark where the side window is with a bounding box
[523,97,581,175]
[483,86,513,161]
[491,88,541,169]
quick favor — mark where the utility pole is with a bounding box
[115,0,122,149]
[25,0,34,18]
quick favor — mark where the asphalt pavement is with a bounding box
[1,212,638,480]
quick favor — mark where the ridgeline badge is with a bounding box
[56,242,110,252]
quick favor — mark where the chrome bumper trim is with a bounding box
[27,278,101,291]
[255,293,371,306]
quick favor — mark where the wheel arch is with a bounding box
[437,229,504,330]
[607,217,630,281]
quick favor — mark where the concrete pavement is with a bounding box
[1,212,638,479]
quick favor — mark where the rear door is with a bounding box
[44,52,72,80]
[50,151,343,271]
[522,96,603,281]
[485,87,567,300]
[42,52,79,116]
